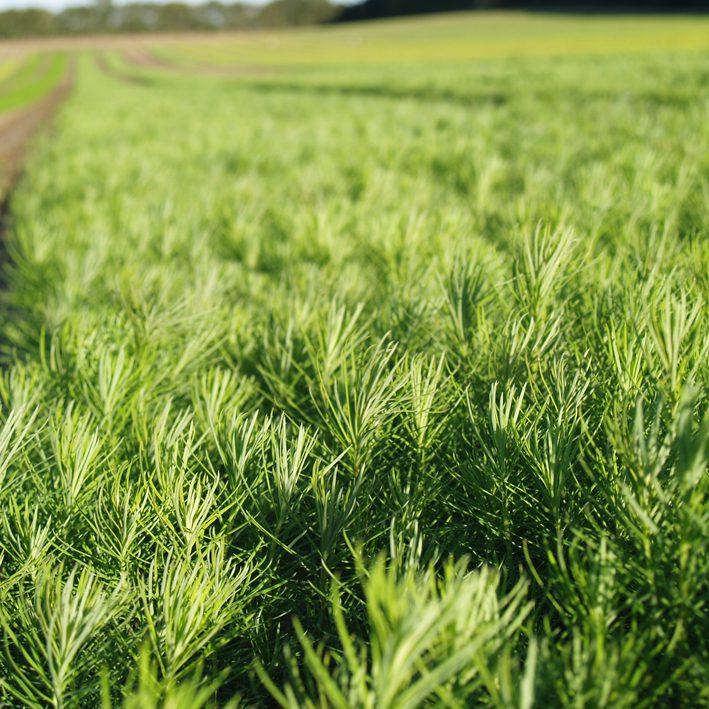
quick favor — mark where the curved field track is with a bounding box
[94,52,151,86]
[0,59,75,214]
[121,47,273,76]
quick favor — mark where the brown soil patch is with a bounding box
[94,51,151,86]
[121,48,176,70]
[0,60,75,229]
[0,34,276,79]
[120,47,273,77]
[0,31,279,57]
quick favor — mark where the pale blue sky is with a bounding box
[0,0,354,12]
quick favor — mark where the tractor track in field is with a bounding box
[93,48,267,85]
[93,51,153,86]
[0,59,76,251]
[120,47,273,77]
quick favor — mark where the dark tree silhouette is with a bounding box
[334,0,708,22]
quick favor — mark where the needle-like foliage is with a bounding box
[0,22,707,707]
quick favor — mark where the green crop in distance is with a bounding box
[0,53,67,114]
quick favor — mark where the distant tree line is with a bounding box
[0,0,706,39]
[335,0,708,21]
[0,0,336,37]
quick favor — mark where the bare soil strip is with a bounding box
[94,51,152,86]
[120,48,273,77]
[121,48,177,70]
[0,31,280,58]
[0,60,75,233]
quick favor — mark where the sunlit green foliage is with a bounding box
[0,17,707,707]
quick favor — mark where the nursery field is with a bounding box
[0,12,708,708]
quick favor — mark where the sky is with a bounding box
[0,0,354,12]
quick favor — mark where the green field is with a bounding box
[0,56,23,83]
[0,53,66,114]
[164,12,709,64]
[0,12,708,708]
